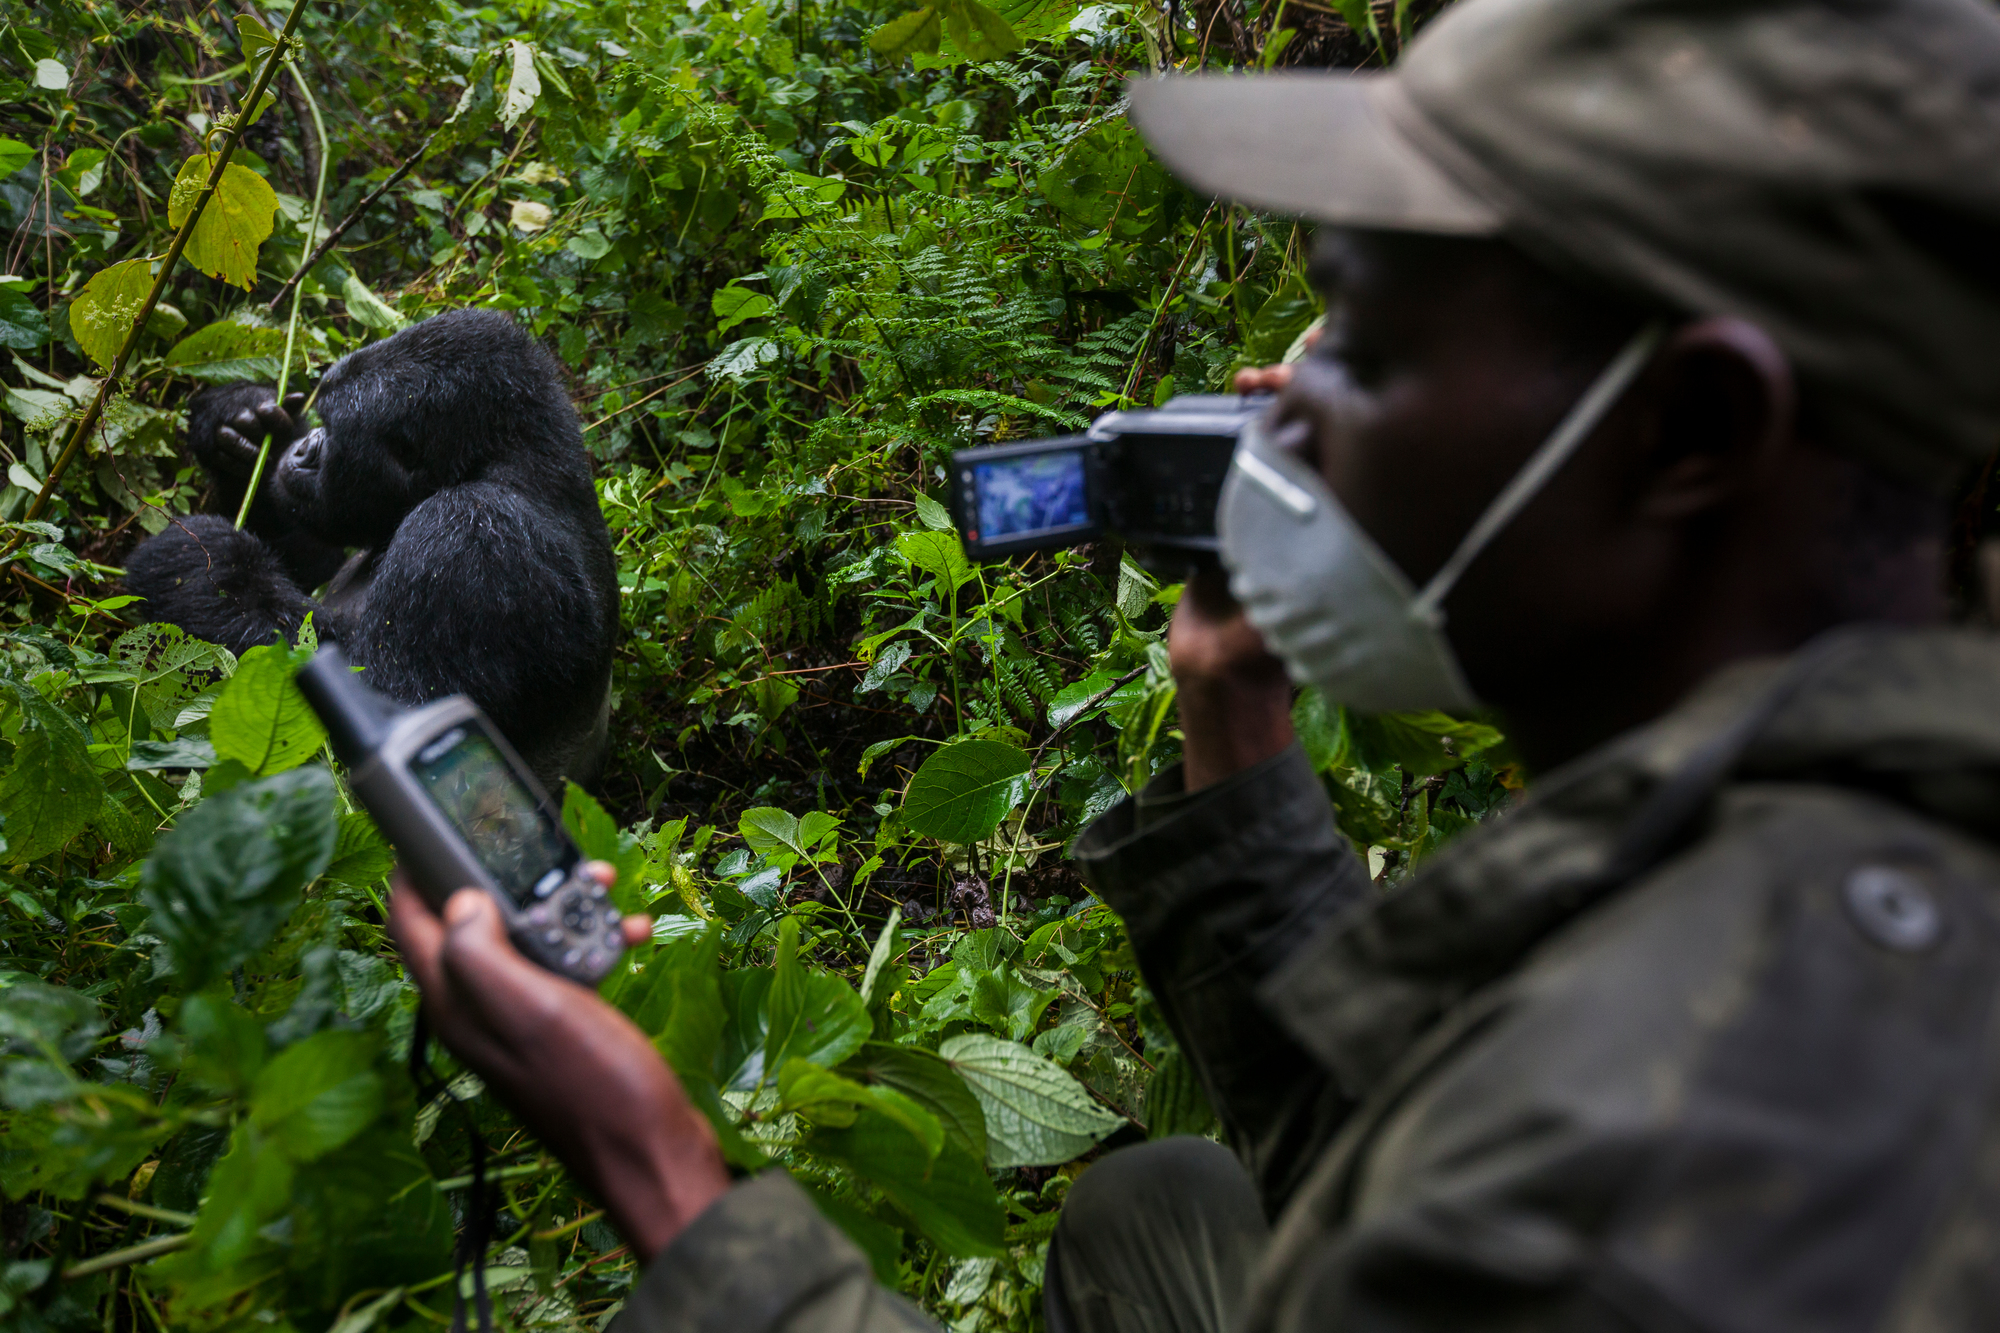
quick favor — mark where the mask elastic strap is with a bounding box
[1409,320,1667,626]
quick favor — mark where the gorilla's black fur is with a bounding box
[126,310,618,789]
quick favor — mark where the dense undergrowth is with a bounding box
[0,0,1516,1327]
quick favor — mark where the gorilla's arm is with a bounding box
[123,514,320,656]
[337,483,617,788]
[185,383,348,592]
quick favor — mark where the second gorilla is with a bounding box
[127,310,618,791]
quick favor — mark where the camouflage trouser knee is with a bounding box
[1044,1138,1268,1333]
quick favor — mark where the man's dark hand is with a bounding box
[202,389,309,476]
[1170,569,1295,792]
[390,866,731,1263]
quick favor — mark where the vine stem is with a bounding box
[236,57,330,529]
[1,0,315,563]
[60,1231,189,1280]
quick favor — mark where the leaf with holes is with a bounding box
[210,644,326,776]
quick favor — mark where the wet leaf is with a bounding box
[168,156,278,290]
[69,259,152,372]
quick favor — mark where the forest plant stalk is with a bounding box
[2,0,314,560]
[237,58,330,529]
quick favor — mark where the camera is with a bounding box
[949,394,1268,574]
[297,647,626,986]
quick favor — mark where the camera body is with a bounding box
[297,648,626,986]
[949,395,1266,575]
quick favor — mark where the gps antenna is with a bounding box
[296,646,400,768]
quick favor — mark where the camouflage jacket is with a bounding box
[616,627,2000,1333]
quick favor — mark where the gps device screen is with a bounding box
[409,724,570,906]
[973,449,1090,540]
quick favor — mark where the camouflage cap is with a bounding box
[1129,0,2000,491]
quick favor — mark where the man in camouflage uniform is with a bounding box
[392,0,2000,1329]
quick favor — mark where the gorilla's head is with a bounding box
[274,309,585,547]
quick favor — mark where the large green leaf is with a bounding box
[164,319,299,385]
[250,1029,385,1162]
[778,1059,943,1161]
[275,1126,452,1322]
[900,739,1031,844]
[895,529,973,593]
[322,812,394,893]
[137,766,339,989]
[940,0,1019,60]
[69,258,151,372]
[764,917,871,1078]
[806,1109,1004,1257]
[868,5,942,56]
[0,677,104,861]
[210,644,326,775]
[939,1032,1123,1167]
[1347,709,1504,779]
[740,806,839,871]
[168,155,278,291]
[1037,120,1169,235]
[847,1041,987,1161]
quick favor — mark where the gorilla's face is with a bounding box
[274,422,423,547]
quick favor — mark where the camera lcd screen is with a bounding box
[972,449,1091,541]
[409,725,569,906]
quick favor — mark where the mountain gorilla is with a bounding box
[126,310,618,790]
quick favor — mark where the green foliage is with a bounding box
[0,0,1490,1324]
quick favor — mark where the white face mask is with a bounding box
[1218,322,1666,716]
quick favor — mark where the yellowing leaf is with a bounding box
[168,155,278,290]
[69,259,152,372]
[508,199,552,232]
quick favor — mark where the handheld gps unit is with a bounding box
[297,647,626,986]
[949,394,1268,575]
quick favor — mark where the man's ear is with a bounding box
[1634,316,1796,519]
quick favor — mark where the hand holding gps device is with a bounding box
[297,647,626,986]
[948,394,1268,575]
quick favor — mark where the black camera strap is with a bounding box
[409,1011,493,1333]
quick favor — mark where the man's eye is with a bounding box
[1316,334,1386,388]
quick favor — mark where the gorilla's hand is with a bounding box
[125,515,317,655]
[188,385,309,479]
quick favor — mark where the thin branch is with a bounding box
[264,124,439,314]
[61,1232,189,1280]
